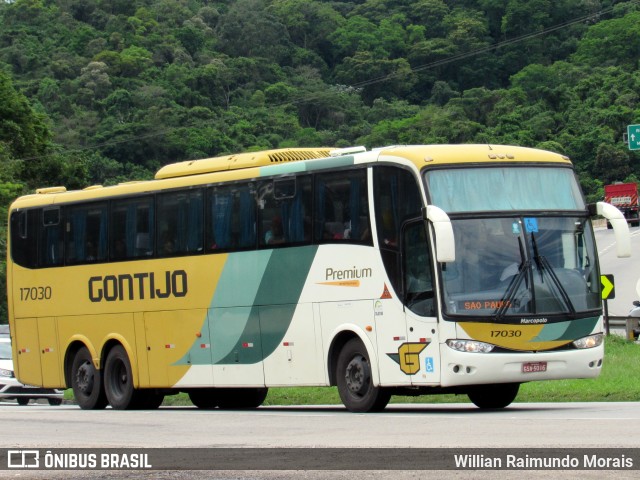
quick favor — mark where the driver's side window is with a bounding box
[402,221,435,316]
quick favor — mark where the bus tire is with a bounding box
[71,347,108,410]
[216,388,268,409]
[336,338,390,413]
[188,389,219,409]
[103,345,137,410]
[134,390,165,409]
[467,383,520,409]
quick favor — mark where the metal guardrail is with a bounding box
[604,315,640,340]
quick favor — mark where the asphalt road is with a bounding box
[0,402,639,479]
[0,402,639,449]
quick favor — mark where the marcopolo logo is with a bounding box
[88,270,188,302]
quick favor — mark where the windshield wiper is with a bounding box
[495,237,529,320]
[530,233,576,316]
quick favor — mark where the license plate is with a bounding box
[522,361,547,373]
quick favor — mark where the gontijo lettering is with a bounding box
[88,270,187,302]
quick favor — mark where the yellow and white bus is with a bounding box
[6,145,630,412]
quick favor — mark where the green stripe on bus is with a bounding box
[178,246,318,366]
[532,316,599,342]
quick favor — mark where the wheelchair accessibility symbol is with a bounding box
[425,357,434,373]
[524,217,538,233]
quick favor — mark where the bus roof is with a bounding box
[155,148,333,179]
[375,144,572,168]
[10,145,571,209]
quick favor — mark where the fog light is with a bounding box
[572,333,603,349]
[446,339,494,353]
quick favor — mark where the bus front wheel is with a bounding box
[216,388,269,409]
[189,389,219,409]
[71,347,108,410]
[103,345,137,410]
[336,338,390,413]
[467,383,520,409]
[135,390,165,409]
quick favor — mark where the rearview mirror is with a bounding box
[424,205,455,263]
[596,202,631,258]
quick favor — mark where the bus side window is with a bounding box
[402,221,435,316]
[10,210,39,269]
[65,204,107,264]
[374,166,423,296]
[207,183,257,251]
[157,189,203,257]
[41,208,63,267]
[111,197,154,260]
[259,176,311,248]
[314,169,371,245]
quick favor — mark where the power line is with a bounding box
[345,4,624,91]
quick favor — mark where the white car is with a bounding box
[0,336,64,406]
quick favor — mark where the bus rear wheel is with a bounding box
[336,338,390,413]
[104,345,137,410]
[467,383,520,409]
[71,347,108,410]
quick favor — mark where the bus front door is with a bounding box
[402,220,441,385]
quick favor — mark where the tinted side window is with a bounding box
[207,183,257,251]
[403,221,434,316]
[314,169,371,245]
[258,176,311,248]
[111,197,154,260]
[65,203,108,264]
[157,189,203,257]
[374,166,423,294]
[41,208,63,267]
[10,210,39,268]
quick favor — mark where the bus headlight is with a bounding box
[446,339,495,353]
[572,334,603,349]
[0,368,13,378]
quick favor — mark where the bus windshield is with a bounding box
[439,216,600,319]
[425,166,599,321]
[426,166,585,212]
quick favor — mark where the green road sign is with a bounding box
[628,124,640,151]
[601,274,615,300]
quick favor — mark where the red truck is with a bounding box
[604,182,639,227]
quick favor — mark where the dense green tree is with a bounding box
[572,10,640,69]
[269,0,343,55]
[0,70,51,181]
[216,0,293,63]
